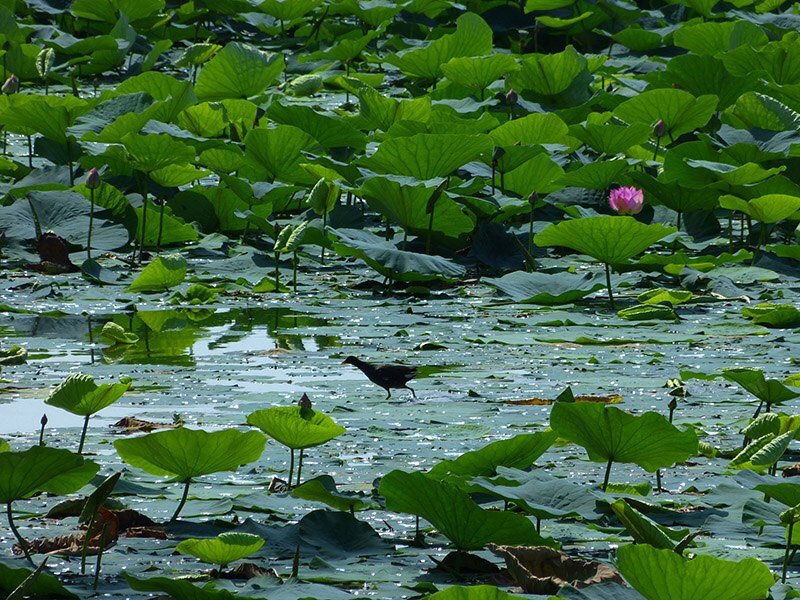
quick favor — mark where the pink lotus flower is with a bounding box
[609,186,644,215]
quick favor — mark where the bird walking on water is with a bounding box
[342,356,417,399]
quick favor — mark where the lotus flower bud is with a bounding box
[506,88,518,105]
[528,191,538,206]
[85,167,101,190]
[491,146,505,167]
[653,119,666,138]
[298,393,312,410]
[274,222,282,237]
[2,74,19,95]
[608,186,644,215]
[41,414,48,426]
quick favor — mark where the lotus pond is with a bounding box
[1,0,800,598]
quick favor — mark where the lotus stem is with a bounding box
[604,263,615,310]
[77,414,90,454]
[426,205,436,254]
[320,209,327,265]
[536,517,541,533]
[93,523,108,590]
[87,187,95,260]
[676,211,682,231]
[652,136,661,162]
[170,480,191,522]
[656,470,662,493]
[156,200,166,253]
[528,205,535,257]
[296,449,304,487]
[26,135,32,168]
[7,502,33,565]
[602,457,613,492]
[784,522,795,583]
[274,249,280,290]
[293,251,298,293]
[81,511,96,574]
[139,188,148,264]
[289,448,295,488]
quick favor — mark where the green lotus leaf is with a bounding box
[114,428,267,481]
[303,30,379,64]
[0,561,78,599]
[484,271,607,305]
[260,0,321,21]
[741,303,800,329]
[0,94,84,142]
[575,122,650,155]
[441,54,520,96]
[754,482,800,507]
[510,45,587,96]
[719,194,800,224]
[0,439,9,453]
[428,586,520,600]
[489,113,570,147]
[126,254,187,293]
[722,367,800,406]
[612,26,663,52]
[268,102,366,150]
[616,544,774,600]
[358,176,475,239]
[45,373,131,417]
[292,475,374,512]
[725,92,800,132]
[534,216,676,265]
[661,54,756,111]
[100,322,139,345]
[120,133,195,174]
[330,228,467,282]
[244,125,316,183]
[125,574,246,599]
[196,42,284,101]
[684,160,783,187]
[740,413,800,441]
[729,431,794,472]
[0,345,28,365]
[637,289,693,306]
[672,19,767,56]
[628,174,719,213]
[386,12,492,80]
[501,152,565,196]
[0,446,99,503]
[427,431,557,481]
[613,89,718,140]
[379,470,556,551]
[246,406,344,450]
[610,499,688,550]
[617,304,679,322]
[471,468,599,521]
[177,532,264,567]
[556,159,630,190]
[288,74,323,98]
[71,0,164,23]
[550,403,698,479]
[330,0,402,27]
[361,133,493,180]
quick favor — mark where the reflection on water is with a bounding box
[3,307,340,366]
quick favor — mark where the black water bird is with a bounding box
[342,356,417,399]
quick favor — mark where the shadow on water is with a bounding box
[3,307,340,366]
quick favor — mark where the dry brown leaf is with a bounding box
[504,395,623,406]
[489,545,623,594]
[111,416,179,433]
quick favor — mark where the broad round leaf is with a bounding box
[177,532,264,566]
[616,544,774,600]
[549,403,698,472]
[379,470,556,551]
[722,367,800,405]
[0,446,99,503]
[246,406,344,450]
[114,428,267,481]
[613,89,718,139]
[427,431,557,480]
[196,42,284,101]
[126,254,188,293]
[719,194,800,224]
[45,373,131,417]
[534,216,676,265]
